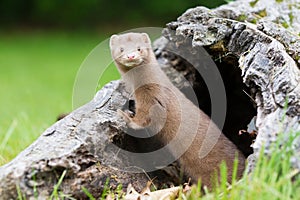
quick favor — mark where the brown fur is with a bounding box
[110,32,245,188]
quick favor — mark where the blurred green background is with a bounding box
[1,0,226,28]
[0,0,226,165]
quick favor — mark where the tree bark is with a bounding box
[163,0,300,171]
[1,0,300,199]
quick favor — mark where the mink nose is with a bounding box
[127,53,135,60]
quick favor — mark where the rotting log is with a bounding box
[0,0,300,199]
[163,0,300,171]
[0,80,187,199]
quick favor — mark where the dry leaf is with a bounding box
[124,181,190,200]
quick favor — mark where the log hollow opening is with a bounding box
[156,39,258,157]
[203,47,257,157]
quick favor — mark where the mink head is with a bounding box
[110,32,152,69]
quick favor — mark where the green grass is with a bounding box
[185,131,300,200]
[0,30,116,165]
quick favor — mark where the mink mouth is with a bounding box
[123,60,143,67]
[123,62,139,67]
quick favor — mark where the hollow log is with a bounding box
[0,0,300,199]
[163,0,300,171]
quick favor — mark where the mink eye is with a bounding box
[137,47,141,51]
[120,47,124,53]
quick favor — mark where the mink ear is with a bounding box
[141,33,151,44]
[110,34,118,47]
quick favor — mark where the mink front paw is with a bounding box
[117,109,132,123]
[117,109,144,130]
